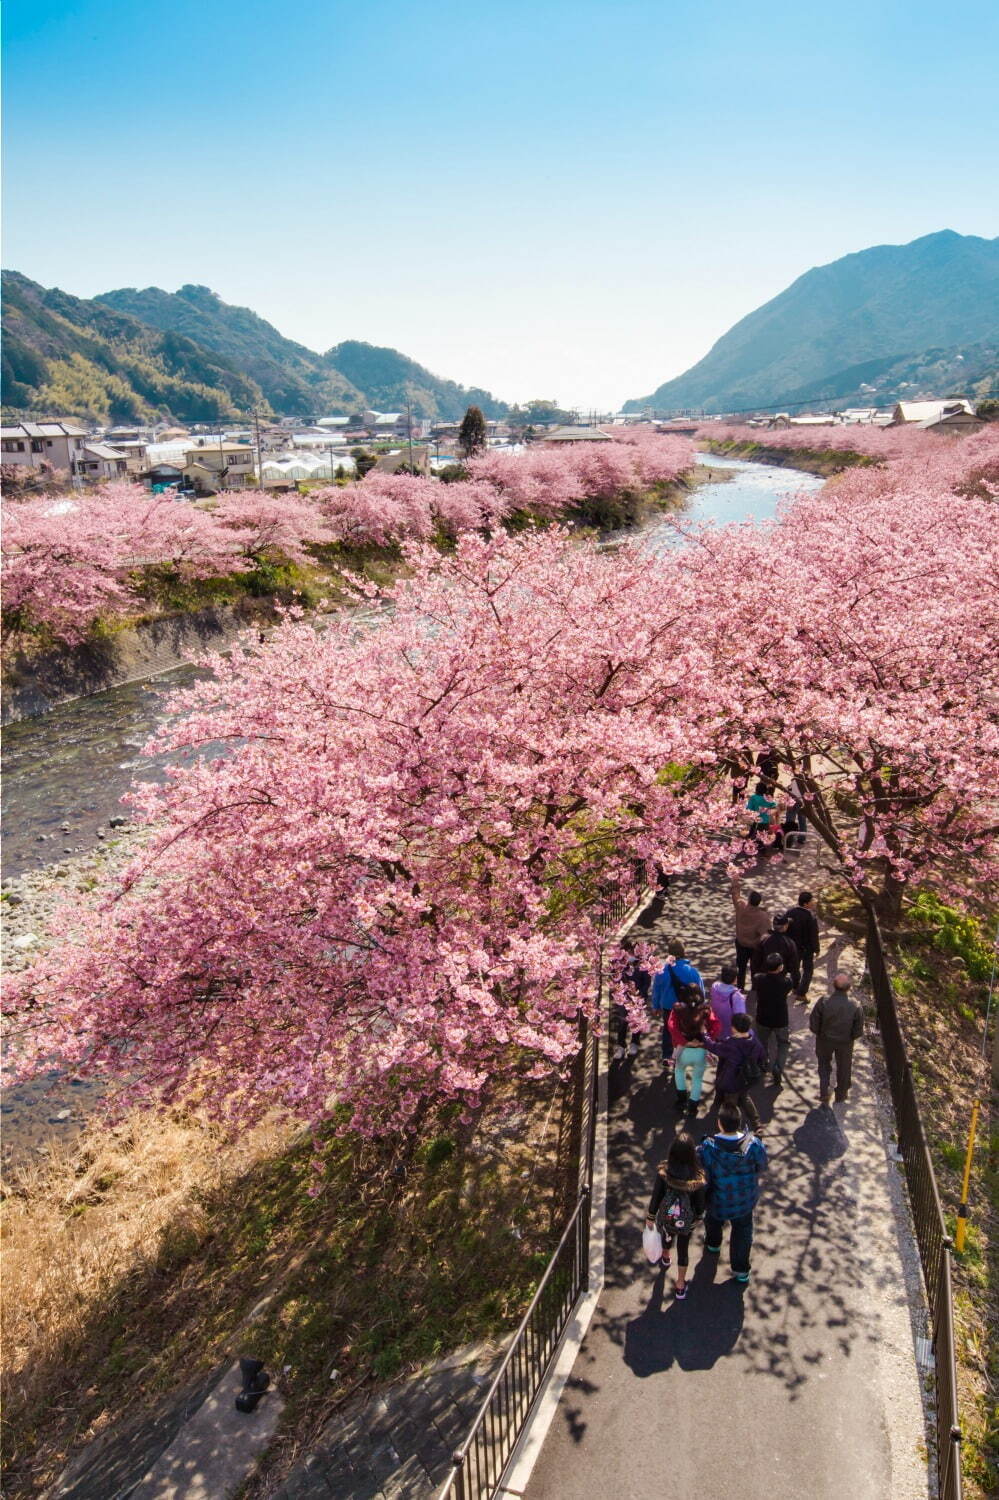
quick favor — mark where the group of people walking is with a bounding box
[620,878,865,1291]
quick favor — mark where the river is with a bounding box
[1,456,821,1157]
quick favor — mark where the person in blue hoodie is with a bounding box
[696,1102,768,1282]
[650,940,704,1070]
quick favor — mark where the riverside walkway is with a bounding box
[520,855,930,1500]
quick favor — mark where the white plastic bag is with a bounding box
[642,1223,663,1265]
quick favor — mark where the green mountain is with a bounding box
[2,275,510,424]
[2,271,266,423]
[96,283,364,416]
[97,284,508,420]
[624,230,999,414]
[323,340,508,420]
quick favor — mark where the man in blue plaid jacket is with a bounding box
[696,1102,768,1282]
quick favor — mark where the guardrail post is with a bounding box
[580,1184,591,1293]
[451,1450,466,1500]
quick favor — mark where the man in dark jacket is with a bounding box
[753,952,794,1087]
[784,890,820,1000]
[697,1102,768,1281]
[809,972,864,1103]
[703,1013,767,1132]
[752,914,800,992]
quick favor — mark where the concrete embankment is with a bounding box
[2,596,279,724]
[699,440,875,477]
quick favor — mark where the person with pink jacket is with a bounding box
[668,987,722,1120]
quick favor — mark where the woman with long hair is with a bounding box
[645,1131,707,1300]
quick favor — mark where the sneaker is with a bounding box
[706,1243,721,1254]
[734,1272,750,1283]
[660,1253,671,1269]
[674,1283,688,1300]
[628,1041,639,1057]
[613,1045,625,1061]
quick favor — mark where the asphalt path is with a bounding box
[523,855,929,1500]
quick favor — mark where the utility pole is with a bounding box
[253,408,264,489]
[406,393,414,470]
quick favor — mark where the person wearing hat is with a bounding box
[753,913,800,993]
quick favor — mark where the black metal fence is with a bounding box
[439,1187,592,1500]
[437,890,638,1500]
[866,916,963,1500]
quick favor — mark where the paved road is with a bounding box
[523,855,929,1500]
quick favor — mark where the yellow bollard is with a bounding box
[954,1099,980,1254]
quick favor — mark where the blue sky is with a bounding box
[4,0,998,409]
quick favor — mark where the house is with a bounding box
[890,399,976,428]
[839,408,880,424]
[104,439,148,475]
[77,443,130,481]
[144,461,185,489]
[542,425,614,443]
[182,443,256,494]
[316,416,351,430]
[1,421,89,472]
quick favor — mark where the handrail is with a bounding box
[446,1188,590,1478]
[866,913,963,1500]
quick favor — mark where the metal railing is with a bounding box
[866,916,963,1500]
[440,1187,592,1500]
[437,886,646,1500]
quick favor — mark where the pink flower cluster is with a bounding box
[698,420,958,462]
[6,425,998,1137]
[1,486,250,645]
[2,433,696,643]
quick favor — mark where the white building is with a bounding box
[891,399,975,426]
[260,452,355,484]
[1,421,89,472]
[77,443,130,481]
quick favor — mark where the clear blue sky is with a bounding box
[3,0,998,409]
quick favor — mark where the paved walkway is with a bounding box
[523,852,930,1500]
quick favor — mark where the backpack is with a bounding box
[675,999,708,1041]
[656,1186,696,1238]
[736,1049,763,1089]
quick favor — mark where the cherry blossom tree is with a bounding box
[1,486,246,644]
[676,434,999,920]
[8,430,997,1138]
[210,490,334,566]
[4,527,734,1133]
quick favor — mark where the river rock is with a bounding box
[109,816,128,828]
[12,934,38,949]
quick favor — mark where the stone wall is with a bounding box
[2,598,278,723]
